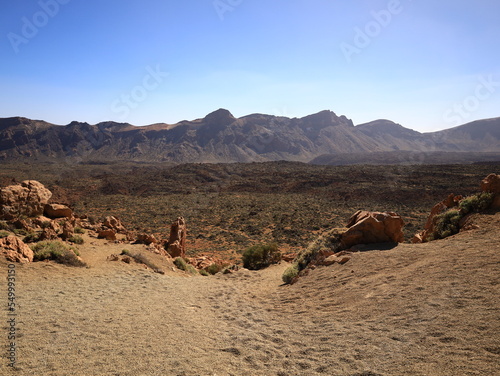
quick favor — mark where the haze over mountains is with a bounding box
[1,109,499,164]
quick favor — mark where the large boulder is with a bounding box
[341,210,405,249]
[0,236,34,263]
[167,217,187,258]
[44,204,73,219]
[481,173,500,209]
[0,180,52,219]
[98,229,117,241]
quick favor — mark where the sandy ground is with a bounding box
[1,212,499,376]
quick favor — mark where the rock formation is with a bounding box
[136,233,157,245]
[103,216,127,233]
[167,217,187,258]
[0,235,34,263]
[341,210,405,249]
[0,180,52,219]
[481,173,500,208]
[44,204,73,219]
[98,229,116,241]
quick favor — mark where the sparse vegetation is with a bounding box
[1,161,498,261]
[174,257,198,275]
[30,241,86,267]
[68,235,84,244]
[432,210,461,240]
[0,221,11,231]
[199,269,210,276]
[74,227,85,234]
[282,264,300,284]
[119,249,162,272]
[459,192,493,214]
[242,243,281,270]
[206,263,222,275]
[0,230,11,238]
[431,192,494,240]
[281,228,344,284]
[23,232,41,243]
[13,228,28,236]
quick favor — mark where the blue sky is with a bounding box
[1,0,499,132]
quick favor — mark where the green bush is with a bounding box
[459,192,493,214]
[23,232,41,243]
[430,192,494,241]
[242,243,281,270]
[433,209,461,240]
[199,269,210,276]
[74,227,85,234]
[13,228,28,236]
[0,221,12,231]
[68,235,84,244]
[174,257,198,275]
[174,257,188,270]
[281,227,344,284]
[0,230,11,238]
[206,263,222,275]
[31,241,86,267]
[282,264,300,284]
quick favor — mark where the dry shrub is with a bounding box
[31,241,86,267]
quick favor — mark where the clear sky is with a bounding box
[1,0,499,132]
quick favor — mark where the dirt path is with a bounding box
[1,212,499,375]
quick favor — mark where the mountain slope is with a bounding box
[0,111,499,163]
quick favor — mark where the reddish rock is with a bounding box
[413,193,461,243]
[322,255,339,266]
[60,221,74,240]
[98,229,116,241]
[282,253,297,262]
[188,255,227,271]
[33,216,52,228]
[44,204,73,219]
[0,180,52,219]
[481,173,500,193]
[312,249,336,266]
[167,217,187,258]
[322,254,351,266]
[341,210,404,249]
[39,228,58,241]
[103,216,127,233]
[481,173,500,209]
[0,235,34,263]
[13,218,34,233]
[136,233,157,245]
[337,256,351,265]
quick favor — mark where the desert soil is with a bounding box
[1,212,499,376]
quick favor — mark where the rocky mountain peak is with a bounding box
[203,108,236,126]
[299,110,350,129]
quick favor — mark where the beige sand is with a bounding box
[1,212,499,376]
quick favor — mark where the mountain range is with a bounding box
[1,109,499,164]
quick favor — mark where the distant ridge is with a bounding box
[0,110,499,163]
